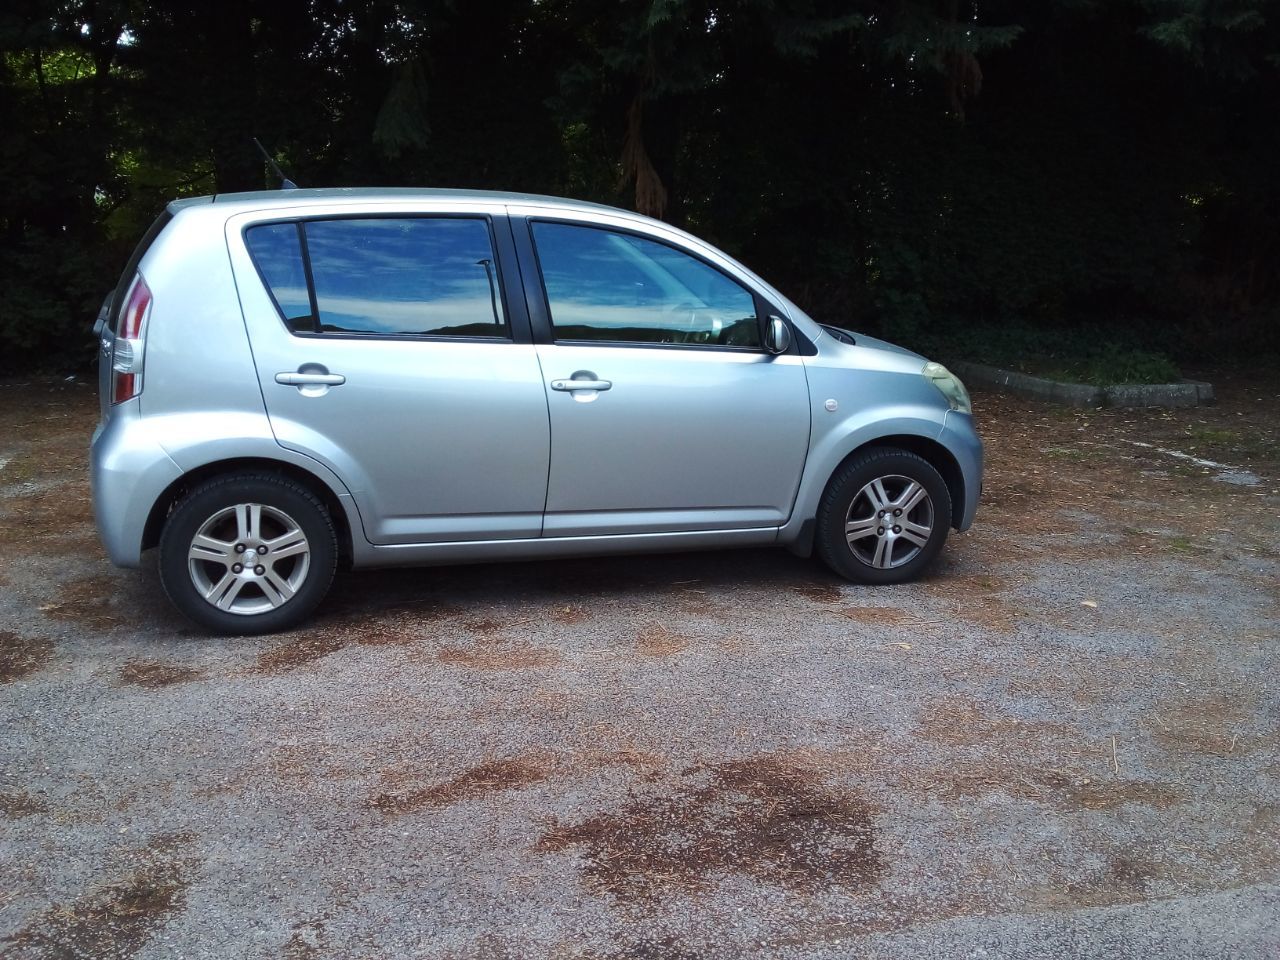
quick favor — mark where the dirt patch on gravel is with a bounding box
[537,753,883,905]
[118,660,206,689]
[253,633,349,673]
[917,694,1068,749]
[437,641,561,670]
[371,753,558,814]
[635,625,691,657]
[914,572,1025,631]
[252,613,433,674]
[0,488,95,552]
[972,386,1279,561]
[936,767,1183,811]
[0,790,49,819]
[792,580,843,603]
[40,574,131,632]
[1,832,198,957]
[839,605,915,627]
[551,605,589,625]
[0,632,55,683]
[1147,695,1261,757]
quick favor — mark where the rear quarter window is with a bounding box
[244,224,314,332]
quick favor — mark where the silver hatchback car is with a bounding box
[91,188,982,634]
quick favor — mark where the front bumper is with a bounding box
[940,410,983,531]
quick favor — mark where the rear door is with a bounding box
[515,216,811,537]
[228,207,549,545]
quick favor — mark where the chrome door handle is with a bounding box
[275,372,346,386]
[551,378,611,392]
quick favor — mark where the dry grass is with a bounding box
[0,631,55,683]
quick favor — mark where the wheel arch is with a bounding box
[142,458,356,565]
[853,434,966,530]
[786,432,965,557]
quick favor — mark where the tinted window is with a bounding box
[306,218,504,337]
[532,222,760,347]
[245,224,313,331]
[246,217,506,338]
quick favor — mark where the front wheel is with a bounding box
[158,474,338,634]
[815,448,952,584]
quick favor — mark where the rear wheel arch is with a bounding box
[142,458,354,565]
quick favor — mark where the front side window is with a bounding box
[246,217,506,338]
[531,222,760,347]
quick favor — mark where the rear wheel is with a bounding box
[159,474,337,634]
[816,447,952,584]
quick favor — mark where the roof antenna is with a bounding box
[252,137,299,190]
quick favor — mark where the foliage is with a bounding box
[0,0,1277,375]
[920,322,1184,386]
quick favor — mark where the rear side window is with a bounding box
[245,217,506,338]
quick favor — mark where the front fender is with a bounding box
[779,404,947,542]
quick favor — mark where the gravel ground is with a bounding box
[1,373,1278,959]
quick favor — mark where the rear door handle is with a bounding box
[275,372,346,386]
[551,378,611,392]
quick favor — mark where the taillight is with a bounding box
[112,275,152,404]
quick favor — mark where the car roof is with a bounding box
[173,187,625,216]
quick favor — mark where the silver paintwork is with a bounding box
[187,502,311,614]
[90,187,982,575]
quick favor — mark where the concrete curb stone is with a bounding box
[948,360,1214,409]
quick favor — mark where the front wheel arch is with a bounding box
[787,434,966,558]
[829,435,965,530]
[814,446,953,583]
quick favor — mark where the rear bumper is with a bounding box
[940,410,983,531]
[91,408,183,567]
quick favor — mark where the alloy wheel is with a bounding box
[843,474,935,570]
[186,503,311,615]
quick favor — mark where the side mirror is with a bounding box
[765,315,791,355]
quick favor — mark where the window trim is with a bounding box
[522,217,780,353]
[240,213,522,344]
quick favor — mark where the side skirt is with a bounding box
[352,526,781,569]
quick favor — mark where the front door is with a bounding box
[231,213,549,545]
[524,220,811,537]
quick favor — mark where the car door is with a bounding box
[516,216,811,537]
[228,209,550,545]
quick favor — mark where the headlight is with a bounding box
[923,362,971,414]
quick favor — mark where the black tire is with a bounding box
[815,447,952,585]
[158,473,338,635]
